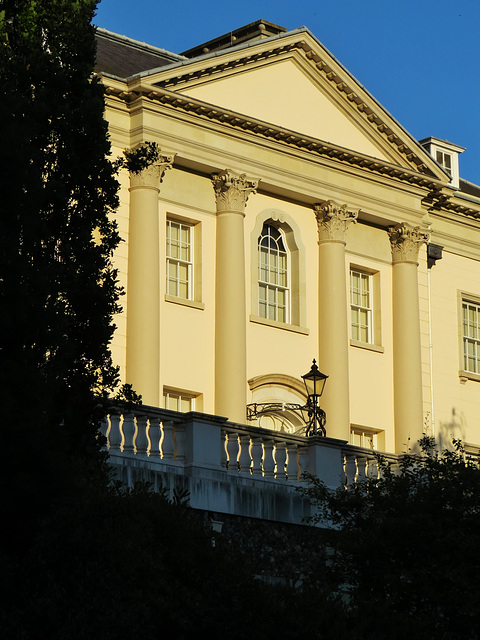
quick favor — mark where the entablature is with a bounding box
[102,78,444,194]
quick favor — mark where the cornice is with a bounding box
[437,196,480,220]
[103,80,445,198]
[136,32,441,177]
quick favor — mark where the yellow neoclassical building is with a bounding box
[96,20,480,471]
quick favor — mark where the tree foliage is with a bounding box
[301,437,480,638]
[1,483,348,640]
[0,0,121,545]
[120,140,162,175]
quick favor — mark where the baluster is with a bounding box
[226,433,239,472]
[344,455,357,488]
[99,416,109,441]
[262,439,275,478]
[134,415,148,455]
[274,442,287,481]
[250,437,263,476]
[147,415,162,458]
[238,435,251,473]
[297,447,309,481]
[108,413,122,452]
[356,456,367,482]
[122,413,135,453]
[286,444,299,482]
[221,430,228,469]
[388,460,400,478]
[367,457,378,480]
[174,424,186,462]
[161,421,174,460]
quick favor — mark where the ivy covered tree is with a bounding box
[0,0,122,546]
[301,437,480,639]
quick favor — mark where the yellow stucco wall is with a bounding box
[101,27,480,453]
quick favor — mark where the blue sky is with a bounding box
[94,0,480,184]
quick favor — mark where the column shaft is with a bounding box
[318,241,350,439]
[215,211,247,421]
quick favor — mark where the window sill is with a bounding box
[250,315,309,335]
[165,295,205,310]
[459,370,480,384]
[350,339,384,354]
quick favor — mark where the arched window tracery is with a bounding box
[258,223,290,323]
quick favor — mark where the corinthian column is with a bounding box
[212,170,258,423]
[314,200,358,441]
[388,222,429,452]
[126,155,173,407]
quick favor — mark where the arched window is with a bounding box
[250,209,307,332]
[247,373,308,435]
[258,224,289,323]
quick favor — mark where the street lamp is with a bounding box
[246,359,328,437]
[301,359,328,437]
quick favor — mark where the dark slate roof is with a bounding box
[95,28,185,78]
[460,179,480,198]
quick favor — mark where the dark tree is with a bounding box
[0,0,121,545]
[301,437,480,639]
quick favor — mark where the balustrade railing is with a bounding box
[221,426,308,482]
[342,446,400,486]
[101,406,399,489]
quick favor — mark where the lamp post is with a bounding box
[301,359,328,436]
[246,359,328,436]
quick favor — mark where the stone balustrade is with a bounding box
[101,405,398,525]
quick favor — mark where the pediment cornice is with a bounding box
[135,30,443,178]
[103,78,443,194]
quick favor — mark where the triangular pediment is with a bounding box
[179,58,391,161]
[138,29,443,176]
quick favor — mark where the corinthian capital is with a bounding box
[314,200,359,243]
[211,169,258,214]
[388,222,429,264]
[129,154,175,189]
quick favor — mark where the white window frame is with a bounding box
[350,269,373,344]
[462,299,480,375]
[350,426,384,451]
[163,388,196,412]
[436,150,452,178]
[166,219,193,300]
[258,224,290,324]
[351,428,377,450]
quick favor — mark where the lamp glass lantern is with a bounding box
[302,359,328,399]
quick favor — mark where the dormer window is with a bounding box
[419,136,465,189]
[436,150,452,177]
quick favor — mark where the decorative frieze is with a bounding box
[388,222,429,264]
[129,155,174,189]
[314,200,359,243]
[211,169,258,214]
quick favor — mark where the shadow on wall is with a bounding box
[437,407,468,449]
